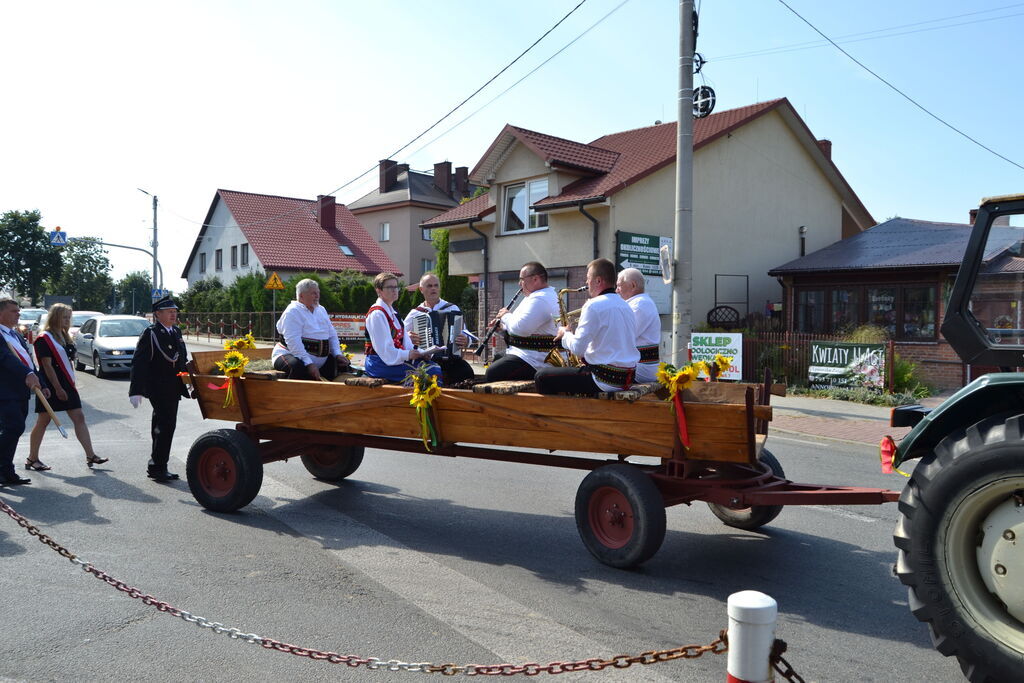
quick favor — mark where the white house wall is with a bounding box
[186,199,257,287]
[691,110,843,320]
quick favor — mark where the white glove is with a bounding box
[129,395,143,409]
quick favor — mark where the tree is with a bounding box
[431,228,468,304]
[115,271,154,315]
[47,238,113,311]
[178,277,225,312]
[0,210,63,305]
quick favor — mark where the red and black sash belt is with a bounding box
[277,334,331,357]
[506,333,557,351]
[638,344,659,363]
[588,363,635,389]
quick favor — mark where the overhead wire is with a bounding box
[172,0,592,232]
[776,0,1024,173]
[715,3,1024,62]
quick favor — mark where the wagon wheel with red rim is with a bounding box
[186,429,263,512]
[575,463,666,568]
[300,445,365,481]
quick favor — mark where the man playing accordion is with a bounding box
[405,273,476,386]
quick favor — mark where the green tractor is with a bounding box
[888,194,1024,681]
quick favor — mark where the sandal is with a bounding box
[25,458,51,471]
[86,455,109,468]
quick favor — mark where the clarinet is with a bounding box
[474,288,522,356]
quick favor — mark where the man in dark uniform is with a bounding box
[129,296,189,482]
[0,298,47,486]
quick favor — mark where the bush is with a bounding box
[791,385,927,406]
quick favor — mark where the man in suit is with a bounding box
[0,298,47,485]
[129,296,190,482]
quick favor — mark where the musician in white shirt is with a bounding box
[364,273,442,384]
[405,273,477,385]
[272,278,350,381]
[484,262,560,382]
[535,258,639,395]
[616,267,661,383]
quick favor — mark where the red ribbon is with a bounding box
[208,380,229,390]
[672,393,691,447]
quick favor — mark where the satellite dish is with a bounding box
[693,86,716,118]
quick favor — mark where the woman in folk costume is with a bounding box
[25,303,107,471]
[363,272,442,383]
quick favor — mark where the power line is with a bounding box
[776,0,1024,173]
[716,3,1024,62]
[171,0,591,232]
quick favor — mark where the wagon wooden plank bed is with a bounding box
[184,348,899,567]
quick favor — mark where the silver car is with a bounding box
[73,315,150,378]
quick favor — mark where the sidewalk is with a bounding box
[185,334,945,447]
[769,391,951,446]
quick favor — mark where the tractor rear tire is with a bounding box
[894,415,1024,682]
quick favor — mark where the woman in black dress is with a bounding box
[25,303,107,471]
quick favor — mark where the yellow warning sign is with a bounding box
[264,271,285,290]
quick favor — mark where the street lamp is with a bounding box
[137,188,160,290]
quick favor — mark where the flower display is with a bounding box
[406,363,442,451]
[223,332,257,351]
[213,340,253,407]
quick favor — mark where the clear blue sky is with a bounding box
[2,0,1021,293]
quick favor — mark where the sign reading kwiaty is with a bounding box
[690,332,742,380]
[808,341,885,390]
[615,231,673,313]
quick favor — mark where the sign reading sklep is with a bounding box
[808,341,885,390]
[690,333,742,380]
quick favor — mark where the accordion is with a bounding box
[411,310,463,358]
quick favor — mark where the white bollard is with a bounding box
[726,590,778,683]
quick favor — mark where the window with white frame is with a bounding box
[240,243,249,267]
[215,249,223,271]
[502,179,549,233]
[379,222,390,241]
[421,227,433,241]
[231,245,238,269]
[421,258,435,276]
[199,253,207,273]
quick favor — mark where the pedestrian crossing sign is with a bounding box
[265,271,285,290]
[49,227,67,246]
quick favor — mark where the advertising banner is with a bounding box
[616,231,673,313]
[808,341,885,390]
[690,332,742,380]
[330,314,366,341]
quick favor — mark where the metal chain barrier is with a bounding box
[1,496,730,675]
[770,639,806,683]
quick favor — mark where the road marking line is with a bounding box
[248,474,681,679]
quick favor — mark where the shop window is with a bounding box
[830,289,859,333]
[796,290,825,332]
[902,286,936,339]
[867,287,896,338]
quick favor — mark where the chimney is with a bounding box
[397,163,410,174]
[454,166,469,197]
[316,195,336,230]
[379,159,398,193]
[969,209,979,224]
[817,139,832,159]
[434,161,452,194]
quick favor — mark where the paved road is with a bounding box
[0,353,963,682]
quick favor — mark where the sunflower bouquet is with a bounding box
[214,348,251,407]
[406,362,442,451]
[224,332,257,351]
[656,355,733,448]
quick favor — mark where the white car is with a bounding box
[69,310,104,338]
[17,308,46,338]
[73,315,150,378]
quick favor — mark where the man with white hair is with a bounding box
[272,278,350,381]
[405,272,477,385]
[616,268,661,383]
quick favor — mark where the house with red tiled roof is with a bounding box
[181,189,400,288]
[422,98,874,357]
[348,160,478,282]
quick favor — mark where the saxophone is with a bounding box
[545,286,586,367]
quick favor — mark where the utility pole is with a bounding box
[138,188,160,291]
[670,0,695,363]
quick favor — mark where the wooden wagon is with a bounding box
[184,348,899,567]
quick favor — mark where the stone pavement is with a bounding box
[769,391,951,446]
